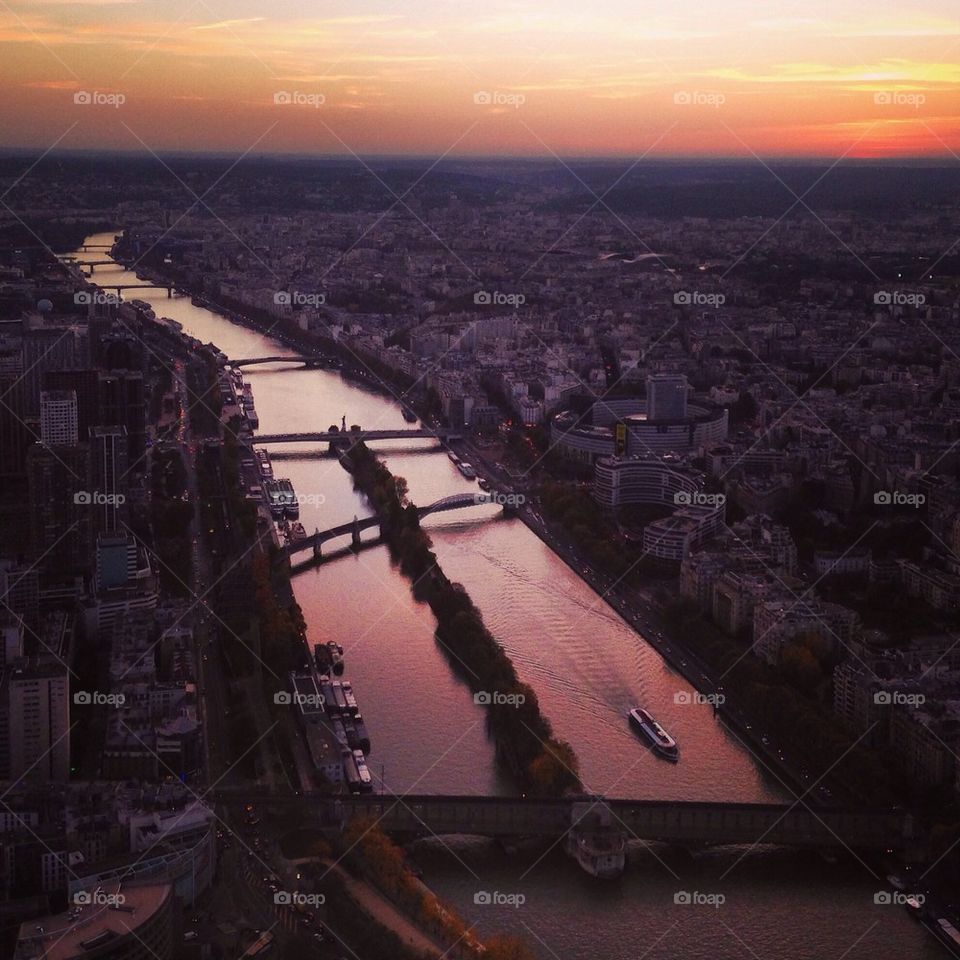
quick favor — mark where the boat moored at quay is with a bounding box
[564,801,627,879]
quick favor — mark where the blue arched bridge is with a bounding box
[279,493,499,560]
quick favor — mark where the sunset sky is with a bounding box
[1,0,959,158]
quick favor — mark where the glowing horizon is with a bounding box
[1,1,958,159]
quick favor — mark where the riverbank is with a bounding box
[117,251,410,396]
[512,505,815,795]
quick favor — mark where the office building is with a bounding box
[90,425,129,534]
[43,368,100,440]
[26,442,92,572]
[39,389,79,445]
[2,656,70,782]
[646,373,689,421]
[98,371,145,466]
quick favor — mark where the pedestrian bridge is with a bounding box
[216,791,915,851]
[278,493,496,560]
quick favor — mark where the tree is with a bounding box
[485,935,537,960]
[529,738,581,794]
[780,638,825,695]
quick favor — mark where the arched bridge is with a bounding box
[278,493,497,560]
[232,355,334,369]
[60,258,114,270]
[255,428,460,445]
[418,492,484,518]
[215,791,917,853]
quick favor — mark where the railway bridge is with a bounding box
[215,790,916,854]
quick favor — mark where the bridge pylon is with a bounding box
[313,530,322,559]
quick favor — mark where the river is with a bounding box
[72,231,942,959]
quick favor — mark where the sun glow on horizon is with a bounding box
[0,0,958,158]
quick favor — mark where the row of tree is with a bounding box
[539,479,644,579]
[342,817,534,960]
[348,443,581,795]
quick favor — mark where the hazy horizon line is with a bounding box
[1,147,959,168]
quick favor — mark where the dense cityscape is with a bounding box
[2,1,960,959]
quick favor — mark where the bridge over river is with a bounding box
[254,428,460,444]
[231,355,335,369]
[278,493,502,560]
[215,790,916,853]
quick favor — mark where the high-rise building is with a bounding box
[26,442,92,572]
[39,389,79,445]
[98,371,146,466]
[91,319,146,372]
[43,368,100,440]
[82,534,158,640]
[95,532,140,590]
[0,613,24,666]
[2,656,70,782]
[90,425,129,534]
[0,559,39,631]
[646,373,689,421]
[21,315,89,416]
[0,337,32,553]
[0,336,28,474]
